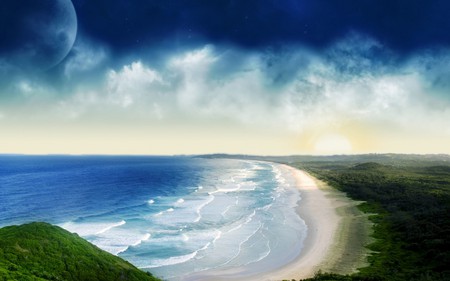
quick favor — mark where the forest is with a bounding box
[0,222,161,281]
[287,154,450,281]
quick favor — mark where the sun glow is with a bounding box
[313,134,353,154]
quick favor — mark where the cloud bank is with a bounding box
[50,35,449,133]
[2,34,450,154]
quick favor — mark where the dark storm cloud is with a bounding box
[72,0,450,54]
[1,0,449,100]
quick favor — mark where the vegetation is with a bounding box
[3,154,449,281]
[206,154,450,280]
[0,222,161,281]
[287,155,450,281]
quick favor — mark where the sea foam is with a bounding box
[141,251,199,269]
[53,159,305,281]
[60,220,126,236]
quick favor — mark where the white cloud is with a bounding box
[51,35,450,136]
[169,46,220,109]
[57,61,167,119]
[106,61,165,108]
[14,79,56,100]
[58,90,100,119]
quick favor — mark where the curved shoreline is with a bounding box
[250,164,371,280]
[182,163,370,281]
[255,165,343,280]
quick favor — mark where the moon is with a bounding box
[0,0,77,71]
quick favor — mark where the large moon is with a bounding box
[0,0,77,71]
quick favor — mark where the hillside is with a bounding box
[294,159,450,281]
[0,222,161,281]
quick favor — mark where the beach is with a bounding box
[248,165,371,280]
[185,164,370,281]
[1,156,369,280]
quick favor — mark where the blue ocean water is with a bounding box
[0,156,306,280]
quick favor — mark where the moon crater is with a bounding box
[0,0,78,71]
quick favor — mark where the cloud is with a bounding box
[15,34,450,138]
[106,61,165,108]
[64,40,108,78]
[57,60,167,119]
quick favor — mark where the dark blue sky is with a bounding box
[72,0,450,53]
[1,0,450,72]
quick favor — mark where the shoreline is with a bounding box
[183,163,370,281]
[252,164,371,280]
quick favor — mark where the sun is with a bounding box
[313,133,352,155]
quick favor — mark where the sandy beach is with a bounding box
[184,163,370,281]
[246,164,371,280]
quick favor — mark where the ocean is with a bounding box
[0,155,306,280]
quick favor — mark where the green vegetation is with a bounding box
[206,154,450,280]
[0,222,161,281]
[288,155,450,281]
[3,154,449,281]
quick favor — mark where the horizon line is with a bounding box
[1,152,449,157]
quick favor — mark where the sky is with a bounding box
[1,0,450,155]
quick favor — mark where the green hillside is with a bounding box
[294,158,450,281]
[0,222,161,281]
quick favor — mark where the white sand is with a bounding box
[247,165,343,280]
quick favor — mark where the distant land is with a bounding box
[198,153,450,165]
